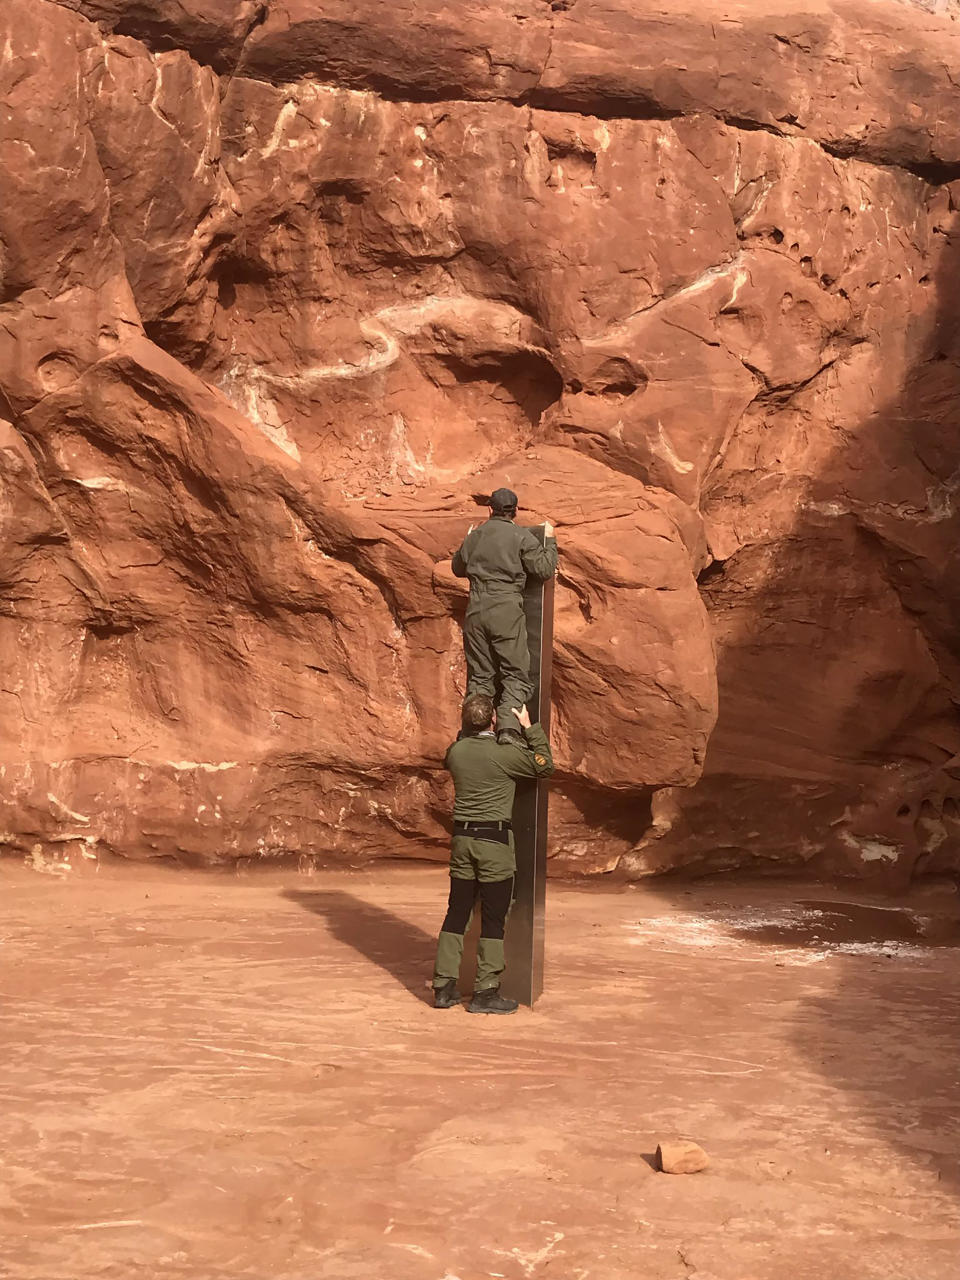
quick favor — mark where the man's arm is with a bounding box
[451,526,475,578]
[519,524,558,582]
[499,705,555,779]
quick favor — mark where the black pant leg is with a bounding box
[441,876,479,935]
[478,876,515,941]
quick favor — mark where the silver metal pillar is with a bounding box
[501,526,554,1007]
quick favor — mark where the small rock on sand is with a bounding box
[657,1140,710,1174]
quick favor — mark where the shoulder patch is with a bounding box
[534,753,547,766]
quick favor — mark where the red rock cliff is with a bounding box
[2,0,960,880]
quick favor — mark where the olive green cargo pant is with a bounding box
[434,834,516,992]
[463,590,532,735]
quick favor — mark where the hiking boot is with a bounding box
[468,986,519,1015]
[434,979,462,1009]
[496,728,525,747]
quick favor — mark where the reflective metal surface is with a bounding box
[501,526,554,1006]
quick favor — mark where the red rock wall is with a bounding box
[2,0,960,880]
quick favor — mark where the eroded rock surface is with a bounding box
[2,0,960,878]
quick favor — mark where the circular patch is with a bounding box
[534,754,547,766]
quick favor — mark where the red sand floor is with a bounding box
[2,862,959,1280]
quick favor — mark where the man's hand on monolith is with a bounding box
[512,704,532,730]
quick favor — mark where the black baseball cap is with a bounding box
[489,487,518,513]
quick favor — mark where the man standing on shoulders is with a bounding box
[433,693,555,1014]
[452,487,557,746]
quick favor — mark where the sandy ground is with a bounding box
[2,862,959,1280]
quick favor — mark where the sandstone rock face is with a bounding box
[2,0,960,880]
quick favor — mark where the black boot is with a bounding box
[434,979,462,1009]
[496,728,525,747]
[468,986,519,1015]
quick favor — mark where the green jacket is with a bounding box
[452,516,558,595]
[445,723,555,822]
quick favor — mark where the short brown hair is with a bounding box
[461,693,495,733]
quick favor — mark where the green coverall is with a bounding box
[452,516,558,734]
[434,721,555,991]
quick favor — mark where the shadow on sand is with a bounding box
[642,873,960,1197]
[284,888,438,1005]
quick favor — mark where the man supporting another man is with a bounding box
[452,487,557,746]
[434,694,555,1013]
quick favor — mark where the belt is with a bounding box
[453,819,512,845]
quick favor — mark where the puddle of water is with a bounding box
[742,900,960,949]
